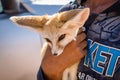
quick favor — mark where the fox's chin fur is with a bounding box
[10,8,90,80]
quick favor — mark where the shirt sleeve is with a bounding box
[58,1,80,12]
[37,35,46,80]
[37,67,45,80]
[58,1,84,12]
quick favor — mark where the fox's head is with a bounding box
[10,8,89,56]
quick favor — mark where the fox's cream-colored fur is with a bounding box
[10,8,90,80]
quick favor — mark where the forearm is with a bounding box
[41,46,63,80]
[37,67,61,80]
[37,66,62,80]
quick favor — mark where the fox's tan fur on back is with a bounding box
[10,8,90,80]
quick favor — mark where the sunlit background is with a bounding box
[31,0,72,5]
[0,0,71,80]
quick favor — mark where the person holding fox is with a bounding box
[10,0,120,80]
[37,0,120,80]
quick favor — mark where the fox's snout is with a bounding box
[51,47,64,56]
[53,53,58,56]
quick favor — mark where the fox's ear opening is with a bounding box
[58,9,82,22]
[72,8,90,27]
[10,15,49,31]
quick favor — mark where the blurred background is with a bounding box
[0,0,71,80]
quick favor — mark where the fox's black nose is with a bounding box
[53,53,58,56]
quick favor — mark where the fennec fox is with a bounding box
[10,8,89,80]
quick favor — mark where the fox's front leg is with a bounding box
[62,68,69,80]
[62,62,79,80]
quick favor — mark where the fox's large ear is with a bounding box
[10,15,49,32]
[72,8,90,27]
[58,9,82,22]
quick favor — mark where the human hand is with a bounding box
[41,28,87,80]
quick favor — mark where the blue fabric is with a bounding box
[59,3,78,12]
[58,1,84,12]
[37,67,44,80]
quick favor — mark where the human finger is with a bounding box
[77,28,83,36]
[76,32,87,44]
[78,40,87,49]
[79,49,87,58]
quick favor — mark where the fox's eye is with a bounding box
[45,38,52,43]
[58,34,66,42]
